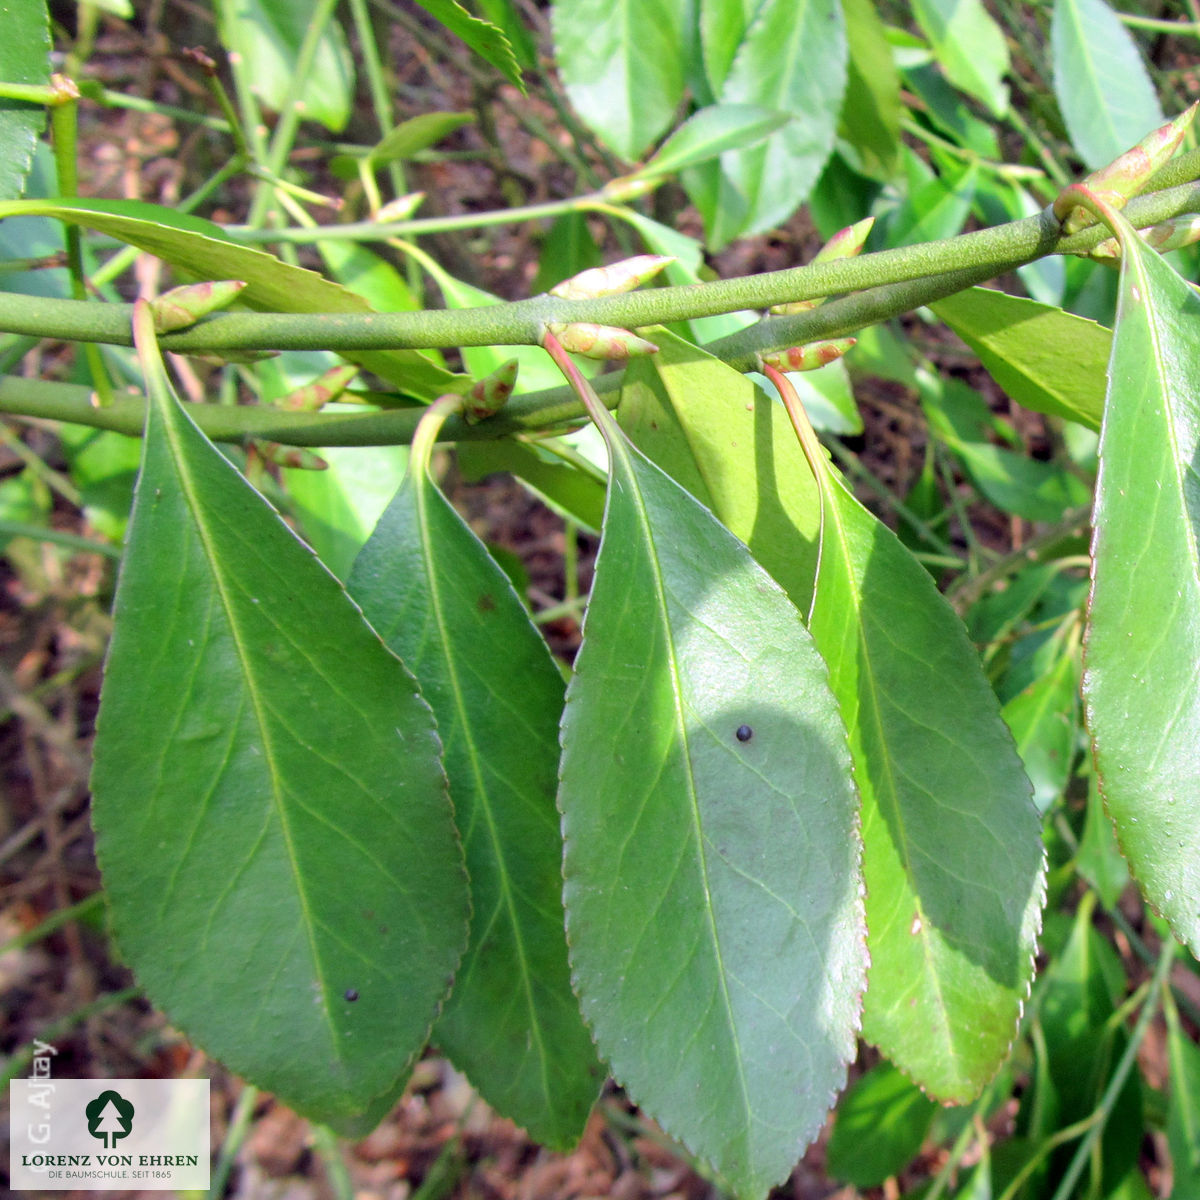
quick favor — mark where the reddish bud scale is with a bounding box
[464,359,519,425]
[1090,215,1200,260]
[544,322,659,360]
[275,364,360,412]
[549,255,674,300]
[1056,104,1199,233]
[758,338,856,372]
[151,280,248,333]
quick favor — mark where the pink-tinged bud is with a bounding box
[274,364,360,411]
[50,74,81,104]
[1089,214,1200,260]
[464,359,519,425]
[544,322,659,360]
[253,441,328,470]
[758,338,856,372]
[770,218,875,314]
[151,280,248,333]
[1056,104,1199,233]
[549,255,675,301]
[374,192,426,222]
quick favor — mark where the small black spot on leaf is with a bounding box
[736,724,753,742]
[344,988,359,1002]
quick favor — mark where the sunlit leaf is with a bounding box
[1083,210,1200,956]
[562,350,866,1195]
[0,0,49,201]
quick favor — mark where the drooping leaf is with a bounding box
[0,0,49,201]
[0,197,462,399]
[560,348,866,1195]
[826,1062,938,1187]
[91,303,468,1125]
[634,103,792,180]
[215,0,354,132]
[932,287,1110,431]
[551,0,688,160]
[411,0,525,92]
[913,0,1009,116]
[1082,210,1200,956]
[348,401,603,1149]
[683,0,847,248]
[618,328,821,609]
[1051,0,1164,170]
[366,111,474,166]
[839,0,902,180]
[774,371,1045,1100]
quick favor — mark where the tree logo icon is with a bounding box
[85,1089,135,1149]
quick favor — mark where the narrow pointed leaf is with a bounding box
[777,374,1045,1099]
[1083,212,1200,956]
[1051,0,1163,170]
[560,359,867,1195]
[90,304,468,1124]
[348,405,603,1149]
[366,111,474,166]
[1166,1000,1200,1194]
[635,104,792,180]
[411,0,525,93]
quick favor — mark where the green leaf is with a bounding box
[912,0,1009,116]
[618,328,821,610]
[839,0,902,179]
[532,212,602,296]
[826,1062,938,1187]
[473,0,538,69]
[1083,213,1200,957]
[779,378,1044,1100]
[411,0,525,92]
[0,197,461,399]
[1001,628,1080,814]
[367,112,474,166]
[884,157,977,248]
[561,356,866,1195]
[551,0,688,160]
[634,104,792,180]
[91,304,468,1124]
[1051,0,1164,170]
[932,288,1110,431]
[699,0,757,96]
[216,0,354,132]
[1077,772,1130,910]
[683,0,847,248]
[348,404,602,1149]
[0,0,49,201]
[1167,999,1200,1196]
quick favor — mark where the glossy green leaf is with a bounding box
[634,104,791,180]
[932,288,1110,431]
[1083,212,1200,957]
[826,1062,938,1187]
[839,0,902,180]
[0,0,49,202]
[216,0,354,132]
[0,197,461,399]
[1051,0,1163,170]
[913,0,1009,116]
[561,356,866,1196]
[91,304,468,1124]
[683,0,847,248]
[618,328,821,609]
[551,0,688,160]
[348,403,602,1149]
[411,0,525,92]
[367,112,474,166]
[780,378,1044,1100]
[1167,999,1200,1196]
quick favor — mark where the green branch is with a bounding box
[2,180,1199,358]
